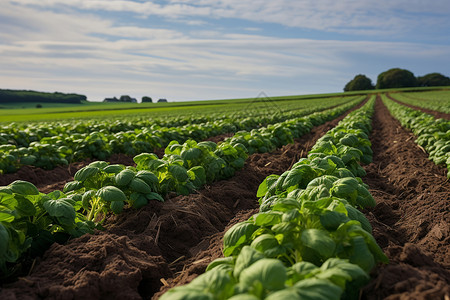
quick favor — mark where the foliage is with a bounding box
[376,68,417,89]
[343,74,374,92]
[142,96,153,103]
[417,73,450,87]
[0,89,86,104]
[161,96,389,299]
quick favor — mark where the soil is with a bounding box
[387,93,450,120]
[2,97,449,299]
[360,96,450,299]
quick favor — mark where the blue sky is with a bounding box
[1,0,450,102]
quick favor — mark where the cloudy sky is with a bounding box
[1,0,450,102]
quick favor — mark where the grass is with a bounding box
[1,86,448,123]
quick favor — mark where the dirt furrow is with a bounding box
[361,96,450,299]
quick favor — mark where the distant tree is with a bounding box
[119,95,132,102]
[157,98,168,103]
[344,74,374,91]
[376,68,418,89]
[36,104,42,108]
[417,73,450,87]
[0,89,86,104]
[142,96,153,103]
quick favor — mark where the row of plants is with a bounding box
[390,91,450,114]
[0,96,359,147]
[0,97,364,174]
[382,95,450,177]
[161,96,389,300]
[0,99,364,277]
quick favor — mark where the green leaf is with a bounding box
[63,181,83,193]
[181,147,202,161]
[282,165,318,191]
[240,258,287,293]
[254,211,283,227]
[96,186,127,203]
[43,198,76,227]
[13,195,36,217]
[0,223,9,257]
[206,256,234,272]
[8,180,39,195]
[110,200,124,214]
[301,229,336,259]
[129,178,152,194]
[348,236,375,273]
[168,164,189,182]
[189,268,235,299]
[88,161,109,169]
[160,287,214,300]
[131,194,148,209]
[330,177,359,203]
[145,192,164,202]
[223,222,258,257]
[233,246,265,279]
[0,210,15,222]
[136,170,159,187]
[345,205,372,233]
[291,261,319,279]
[115,169,136,186]
[256,179,269,198]
[250,234,286,258]
[81,190,96,209]
[188,166,206,188]
[320,258,369,285]
[133,152,159,166]
[292,278,343,300]
[103,164,125,174]
[74,166,99,182]
[320,211,350,231]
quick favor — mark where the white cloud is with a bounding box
[2,0,450,101]
[9,0,450,36]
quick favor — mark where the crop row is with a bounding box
[161,95,388,300]
[390,91,450,114]
[0,97,364,174]
[0,99,363,276]
[382,95,450,177]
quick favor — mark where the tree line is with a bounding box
[344,69,450,92]
[0,89,87,104]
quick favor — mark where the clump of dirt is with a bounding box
[361,97,450,299]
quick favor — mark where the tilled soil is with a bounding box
[361,97,450,299]
[0,104,359,300]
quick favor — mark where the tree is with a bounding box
[376,68,417,89]
[142,96,153,103]
[417,73,450,87]
[343,74,374,91]
[119,95,132,102]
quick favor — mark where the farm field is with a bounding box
[0,90,449,299]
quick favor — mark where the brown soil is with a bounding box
[0,103,360,300]
[360,96,450,299]
[387,93,450,120]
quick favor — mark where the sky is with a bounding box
[1,0,450,102]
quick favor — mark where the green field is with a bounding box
[1,87,448,123]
